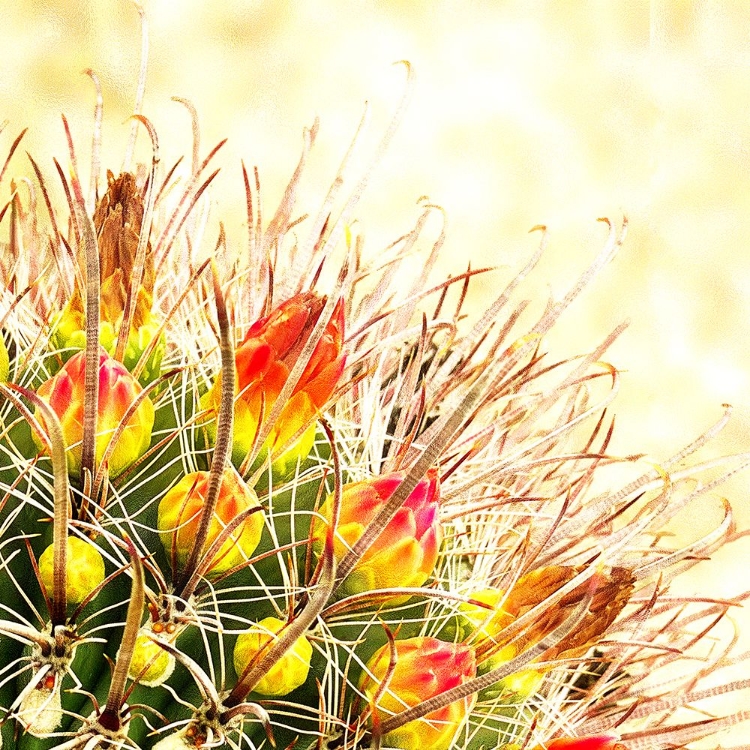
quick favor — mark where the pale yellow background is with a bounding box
[2,1,750,744]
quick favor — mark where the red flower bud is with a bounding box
[528,737,624,750]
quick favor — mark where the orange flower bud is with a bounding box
[34,348,154,477]
[201,292,345,474]
[157,468,263,577]
[360,637,476,750]
[312,470,442,600]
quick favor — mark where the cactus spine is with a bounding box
[0,39,747,750]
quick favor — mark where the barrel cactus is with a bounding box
[0,29,747,750]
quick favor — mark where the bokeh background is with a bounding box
[2,1,750,744]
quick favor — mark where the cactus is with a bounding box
[0,28,748,750]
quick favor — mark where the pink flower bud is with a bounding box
[201,292,345,473]
[313,470,442,600]
[157,468,263,577]
[35,348,154,477]
[360,636,476,750]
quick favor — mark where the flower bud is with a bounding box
[457,588,542,700]
[34,347,154,478]
[312,470,442,601]
[359,637,476,750]
[127,632,176,687]
[528,737,624,750]
[51,311,164,386]
[233,616,313,696]
[479,645,544,703]
[38,536,105,605]
[201,292,345,475]
[459,587,514,640]
[151,731,192,750]
[157,468,263,576]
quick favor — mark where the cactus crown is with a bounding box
[0,14,748,750]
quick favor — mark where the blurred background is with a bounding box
[2,0,750,743]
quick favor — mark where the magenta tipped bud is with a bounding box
[360,636,476,750]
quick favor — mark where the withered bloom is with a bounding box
[93,171,156,330]
[52,171,163,381]
[459,566,634,668]
[515,566,634,659]
[489,566,635,661]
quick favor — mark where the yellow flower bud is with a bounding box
[0,335,8,382]
[38,536,105,605]
[476,643,544,702]
[157,468,263,577]
[233,616,313,696]
[459,588,514,641]
[127,632,176,687]
[151,732,191,750]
